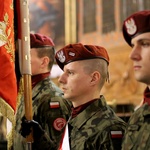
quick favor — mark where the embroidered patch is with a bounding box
[111,131,123,138]
[57,50,66,63]
[50,102,60,108]
[125,18,137,35]
[53,118,66,131]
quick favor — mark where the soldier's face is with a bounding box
[58,61,93,107]
[130,32,150,85]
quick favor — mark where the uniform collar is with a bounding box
[143,86,150,106]
[142,103,150,117]
[69,95,107,129]
[32,72,50,88]
[71,99,98,118]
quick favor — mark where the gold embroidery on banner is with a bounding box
[0,13,15,62]
[0,6,15,149]
[10,3,13,10]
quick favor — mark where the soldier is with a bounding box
[20,43,126,150]
[13,33,71,150]
[121,10,150,150]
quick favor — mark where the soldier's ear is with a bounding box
[41,56,49,68]
[90,71,100,85]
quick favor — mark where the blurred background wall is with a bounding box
[28,0,149,109]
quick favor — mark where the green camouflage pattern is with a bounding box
[122,103,150,150]
[13,77,71,150]
[68,96,126,150]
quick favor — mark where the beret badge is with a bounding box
[125,18,137,35]
[69,52,75,57]
[57,50,66,63]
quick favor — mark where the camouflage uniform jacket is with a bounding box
[68,96,126,150]
[13,77,71,150]
[122,103,150,150]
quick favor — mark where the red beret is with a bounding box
[30,33,55,48]
[55,43,109,70]
[122,10,150,46]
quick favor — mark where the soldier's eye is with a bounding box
[140,40,150,47]
[68,71,74,75]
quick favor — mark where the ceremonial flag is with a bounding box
[0,0,17,122]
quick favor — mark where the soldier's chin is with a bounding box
[63,94,71,100]
[63,93,66,97]
[135,74,145,83]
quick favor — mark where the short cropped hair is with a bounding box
[82,59,109,89]
[35,46,55,70]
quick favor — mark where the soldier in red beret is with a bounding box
[122,10,150,150]
[55,43,126,150]
[20,43,126,150]
[13,33,71,150]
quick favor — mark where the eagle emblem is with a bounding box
[57,50,66,63]
[125,18,137,35]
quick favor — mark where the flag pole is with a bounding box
[19,0,33,148]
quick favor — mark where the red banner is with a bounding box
[0,0,17,121]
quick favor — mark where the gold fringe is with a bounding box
[7,78,24,150]
[0,99,15,123]
[0,98,15,150]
